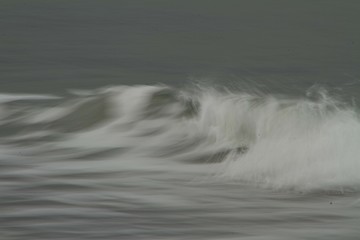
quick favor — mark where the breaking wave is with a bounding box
[1,84,360,192]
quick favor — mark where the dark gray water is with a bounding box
[1,0,360,92]
[1,1,360,239]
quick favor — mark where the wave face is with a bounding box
[1,84,360,192]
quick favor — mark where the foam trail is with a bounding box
[0,93,60,103]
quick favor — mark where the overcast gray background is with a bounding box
[1,0,359,93]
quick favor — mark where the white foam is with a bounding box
[192,89,360,191]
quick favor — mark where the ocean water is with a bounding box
[1,1,360,240]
